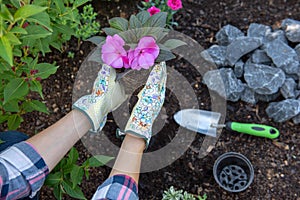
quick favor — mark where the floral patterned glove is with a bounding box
[73,64,126,132]
[117,62,167,148]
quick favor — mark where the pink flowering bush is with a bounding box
[87,11,186,70]
[139,0,183,27]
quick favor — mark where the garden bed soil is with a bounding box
[16,0,300,199]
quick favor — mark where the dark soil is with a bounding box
[16,0,300,199]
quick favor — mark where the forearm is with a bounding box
[109,134,145,183]
[27,110,91,171]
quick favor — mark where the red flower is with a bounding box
[147,6,161,16]
[167,0,182,10]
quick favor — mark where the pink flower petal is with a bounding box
[101,34,127,68]
[138,53,155,69]
[110,57,124,68]
[147,6,161,16]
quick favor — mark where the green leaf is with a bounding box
[35,63,58,79]
[53,0,65,14]
[163,39,187,50]
[0,115,8,124]
[0,139,4,144]
[70,165,84,188]
[0,4,14,22]
[109,17,128,31]
[30,80,44,98]
[21,25,52,40]
[62,181,86,200]
[68,147,79,165]
[10,27,28,34]
[129,15,142,29]
[3,99,19,112]
[13,48,22,57]
[9,0,21,8]
[36,39,50,56]
[14,5,48,21]
[84,168,89,180]
[102,27,122,36]
[0,70,15,80]
[87,47,102,63]
[22,100,49,114]
[86,36,106,45]
[5,32,21,45]
[86,155,114,167]
[144,12,167,28]
[73,0,91,8]
[156,49,176,63]
[136,11,151,25]
[4,78,29,104]
[53,23,75,36]
[0,35,13,66]
[50,41,62,51]
[45,172,61,186]
[27,12,53,32]
[7,114,22,130]
[53,185,63,200]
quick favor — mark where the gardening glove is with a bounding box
[117,62,167,148]
[73,64,126,133]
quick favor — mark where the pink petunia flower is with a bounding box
[147,6,161,16]
[167,0,182,10]
[101,34,128,68]
[144,0,149,2]
[128,36,160,70]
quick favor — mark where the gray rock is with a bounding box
[241,86,258,104]
[256,92,280,102]
[201,45,227,67]
[286,74,299,81]
[216,24,244,46]
[244,63,286,95]
[266,99,300,122]
[226,37,263,66]
[247,23,272,39]
[251,49,272,64]
[292,114,300,124]
[203,68,245,102]
[295,44,300,59]
[264,30,288,44]
[266,39,300,75]
[282,19,300,43]
[234,60,244,78]
[280,78,297,99]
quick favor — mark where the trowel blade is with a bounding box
[174,109,221,137]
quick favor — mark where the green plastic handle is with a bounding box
[226,122,279,139]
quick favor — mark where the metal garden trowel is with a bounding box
[174,109,279,139]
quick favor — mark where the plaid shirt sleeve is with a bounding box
[92,174,138,200]
[0,141,49,200]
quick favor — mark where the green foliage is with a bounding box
[0,0,100,130]
[45,147,114,200]
[68,51,75,59]
[138,0,183,28]
[72,4,100,40]
[162,186,207,200]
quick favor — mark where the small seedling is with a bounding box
[162,186,207,200]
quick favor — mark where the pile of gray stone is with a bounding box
[201,18,300,123]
